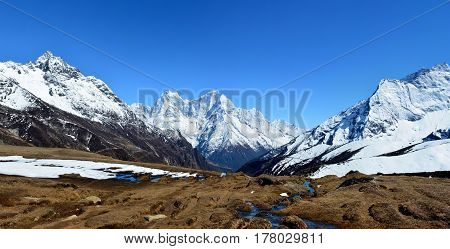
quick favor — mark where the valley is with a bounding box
[0,145,448,229]
[0,53,449,229]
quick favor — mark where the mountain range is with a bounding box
[0,52,208,169]
[130,90,302,170]
[0,52,300,171]
[1,52,449,177]
[240,64,450,177]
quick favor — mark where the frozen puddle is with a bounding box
[0,156,197,181]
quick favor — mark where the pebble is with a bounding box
[144,214,167,222]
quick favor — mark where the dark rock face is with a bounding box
[0,53,211,170]
[239,145,363,176]
[238,145,290,177]
[0,102,210,170]
[198,141,268,172]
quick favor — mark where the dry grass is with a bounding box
[0,145,449,229]
[281,172,450,228]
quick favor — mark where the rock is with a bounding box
[62,215,78,221]
[82,196,102,205]
[248,217,272,229]
[22,197,41,204]
[280,215,308,229]
[280,193,289,197]
[220,173,227,178]
[144,214,167,222]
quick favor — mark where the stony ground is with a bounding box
[0,173,305,228]
[0,171,448,229]
[0,145,448,229]
[281,172,450,228]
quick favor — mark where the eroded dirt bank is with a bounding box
[1,171,449,229]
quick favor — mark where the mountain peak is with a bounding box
[33,51,80,77]
[162,90,181,99]
[42,50,54,57]
[240,63,450,177]
[431,63,449,71]
[35,51,60,64]
[131,88,302,170]
[400,63,450,83]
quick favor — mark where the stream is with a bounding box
[238,181,337,229]
[114,174,336,228]
[114,172,205,183]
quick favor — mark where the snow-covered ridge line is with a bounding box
[130,90,304,170]
[0,156,197,180]
[0,51,132,123]
[310,139,450,178]
[239,63,450,177]
[0,52,210,169]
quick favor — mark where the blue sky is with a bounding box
[0,0,449,127]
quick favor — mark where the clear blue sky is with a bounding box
[0,0,449,128]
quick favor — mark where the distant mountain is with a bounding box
[0,52,209,169]
[130,90,303,170]
[240,64,450,177]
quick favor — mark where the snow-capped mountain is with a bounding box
[131,90,303,170]
[0,52,209,169]
[0,51,133,123]
[240,64,450,177]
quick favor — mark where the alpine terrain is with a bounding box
[130,90,303,171]
[240,64,450,177]
[0,52,209,169]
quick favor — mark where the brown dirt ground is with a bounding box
[280,172,450,228]
[0,146,449,229]
[0,174,305,229]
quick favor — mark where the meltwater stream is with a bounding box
[114,173,205,183]
[238,181,337,229]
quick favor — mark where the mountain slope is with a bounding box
[0,52,209,169]
[131,90,303,170]
[240,64,450,176]
[0,51,133,123]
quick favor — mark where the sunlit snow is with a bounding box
[0,156,197,180]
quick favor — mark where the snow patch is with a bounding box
[0,156,198,180]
